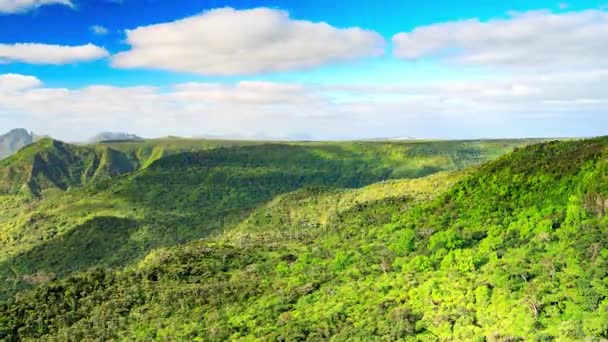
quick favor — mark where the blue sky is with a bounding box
[0,0,593,86]
[0,0,606,140]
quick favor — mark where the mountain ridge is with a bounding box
[0,138,136,195]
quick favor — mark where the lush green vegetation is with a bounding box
[5,137,602,341]
[0,171,462,341]
[0,139,135,195]
[0,137,540,195]
[0,138,527,285]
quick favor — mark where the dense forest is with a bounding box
[2,137,607,340]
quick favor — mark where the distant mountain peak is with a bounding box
[0,128,37,160]
[7,128,29,134]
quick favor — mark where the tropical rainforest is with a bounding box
[1,136,608,341]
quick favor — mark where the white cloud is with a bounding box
[0,74,41,91]
[172,81,320,105]
[111,7,385,76]
[3,8,606,140]
[1,72,607,141]
[0,0,72,13]
[0,43,109,64]
[91,25,109,35]
[393,10,608,70]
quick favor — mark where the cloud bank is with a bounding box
[112,7,385,76]
[0,73,41,90]
[0,43,109,64]
[393,10,608,70]
[1,72,606,141]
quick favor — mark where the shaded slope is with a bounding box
[101,138,539,175]
[97,138,264,169]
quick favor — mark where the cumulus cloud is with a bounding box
[111,7,385,76]
[90,25,109,35]
[392,10,608,70]
[0,73,41,91]
[0,0,71,13]
[0,43,109,64]
[1,72,607,141]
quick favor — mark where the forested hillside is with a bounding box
[0,139,526,298]
[0,138,538,195]
[4,137,604,340]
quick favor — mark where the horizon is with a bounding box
[0,0,606,140]
[0,126,593,143]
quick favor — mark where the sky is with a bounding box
[0,0,607,141]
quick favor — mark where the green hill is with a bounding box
[0,137,263,195]
[1,137,585,341]
[0,139,136,195]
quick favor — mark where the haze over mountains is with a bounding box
[88,132,144,143]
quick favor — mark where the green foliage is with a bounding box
[5,137,605,341]
[0,139,520,290]
[0,139,136,195]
